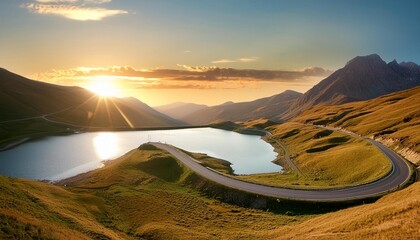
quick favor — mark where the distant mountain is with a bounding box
[284,54,420,118]
[220,101,235,106]
[180,90,302,125]
[179,54,420,124]
[155,102,208,120]
[0,68,183,128]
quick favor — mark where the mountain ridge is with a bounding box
[283,54,420,119]
[0,68,183,128]
[179,90,303,125]
[176,54,420,124]
[155,102,208,120]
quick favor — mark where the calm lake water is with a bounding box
[0,128,279,181]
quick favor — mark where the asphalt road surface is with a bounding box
[152,135,412,201]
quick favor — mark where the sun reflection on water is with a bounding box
[93,132,120,160]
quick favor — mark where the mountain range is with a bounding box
[155,102,208,121]
[161,54,420,124]
[285,54,420,118]
[1,54,419,129]
[172,90,302,125]
[1,54,419,239]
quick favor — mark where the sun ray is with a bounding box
[44,93,99,127]
[103,98,114,128]
[109,99,134,128]
[89,96,103,128]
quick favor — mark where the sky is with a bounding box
[1,0,419,106]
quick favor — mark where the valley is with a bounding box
[0,143,418,239]
[0,53,419,239]
[237,123,395,189]
[2,0,420,238]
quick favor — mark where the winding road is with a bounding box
[265,132,302,175]
[0,105,77,124]
[152,128,413,201]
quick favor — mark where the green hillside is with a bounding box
[293,86,420,164]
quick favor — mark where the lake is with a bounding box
[0,128,279,181]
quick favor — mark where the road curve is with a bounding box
[152,136,412,201]
[265,132,302,175]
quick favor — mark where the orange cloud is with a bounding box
[31,65,332,90]
[212,57,259,64]
[176,65,218,72]
[239,57,258,62]
[211,59,236,64]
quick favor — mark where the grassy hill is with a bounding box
[0,144,418,239]
[271,180,420,239]
[209,119,392,188]
[0,145,307,239]
[237,122,391,188]
[293,86,420,165]
[0,68,184,150]
[0,68,182,129]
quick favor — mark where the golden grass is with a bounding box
[0,144,418,239]
[184,151,234,174]
[267,181,420,239]
[241,118,278,129]
[238,122,391,188]
[293,87,420,153]
[0,145,307,239]
[0,176,127,239]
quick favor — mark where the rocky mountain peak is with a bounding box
[344,54,387,70]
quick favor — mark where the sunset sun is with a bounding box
[87,76,120,97]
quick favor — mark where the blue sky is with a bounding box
[1,0,419,105]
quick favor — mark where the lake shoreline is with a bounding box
[0,125,209,152]
[0,127,279,180]
[0,123,271,152]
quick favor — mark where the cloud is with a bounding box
[211,59,236,64]
[239,57,258,62]
[35,0,111,4]
[84,0,112,3]
[32,65,332,90]
[23,0,127,21]
[36,0,78,3]
[212,57,259,64]
[176,65,217,72]
[301,66,331,75]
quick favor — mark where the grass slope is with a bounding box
[0,144,418,239]
[0,119,75,150]
[0,68,184,150]
[238,122,391,188]
[0,145,305,239]
[293,86,420,164]
[270,180,420,239]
